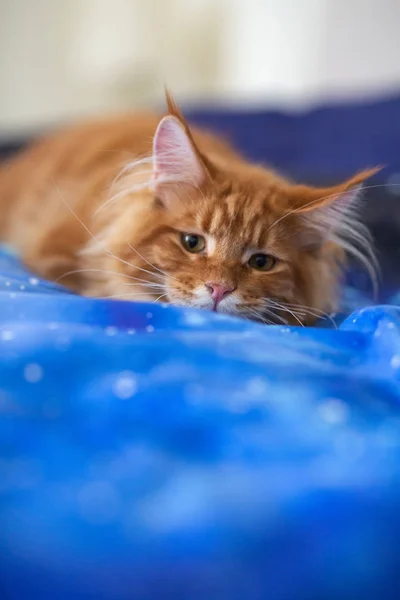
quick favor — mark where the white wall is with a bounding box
[219,0,400,105]
[0,0,400,137]
[219,0,328,103]
[322,0,400,95]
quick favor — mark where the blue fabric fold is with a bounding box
[1,244,400,599]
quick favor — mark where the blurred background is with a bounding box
[1,0,400,138]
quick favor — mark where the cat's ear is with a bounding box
[288,167,380,246]
[152,116,206,191]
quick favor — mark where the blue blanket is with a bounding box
[2,92,400,599]
[1,242,400,599]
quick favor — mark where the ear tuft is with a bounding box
[289,167,381,248]
[291,168,380,294]
[290,167,381,215]
[165,88,186,123]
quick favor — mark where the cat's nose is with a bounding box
[205,282,235,305]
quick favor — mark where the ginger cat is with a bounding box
[0,93,377,325]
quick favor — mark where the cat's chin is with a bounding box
[169,296,236,316]
[164,297,267,322]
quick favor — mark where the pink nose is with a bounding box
[206,282,235,305]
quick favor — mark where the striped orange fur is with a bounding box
[0,93,379,324]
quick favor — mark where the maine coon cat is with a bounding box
[0,93,378,325]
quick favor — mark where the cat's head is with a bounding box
[96,98,378,325]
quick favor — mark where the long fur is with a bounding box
[0,93,379,324]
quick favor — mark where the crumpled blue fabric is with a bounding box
[1,244,400,600]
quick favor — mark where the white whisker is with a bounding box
[52,180,164,288]
[56,267,160,286]
[127,243,168,277]
[53,181,144,272]
[121,281,164,289]
[262,306,289,325]
[283,302,338,329]
[95,145,208,216]
[245,306,277,325]
[265,299,305,327]
[266,180,380,296]
[96,169,153,215]
[153,293,168,303]
[96,292,157,300]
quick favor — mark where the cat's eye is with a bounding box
[180,233,206,253]
[248,253,276,271]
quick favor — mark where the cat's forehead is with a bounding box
[195,192,282,248]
